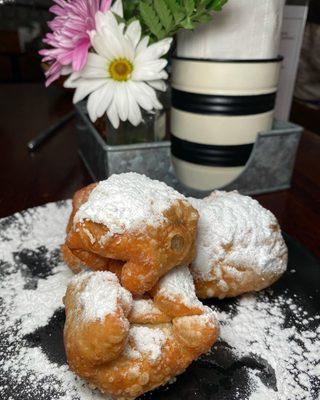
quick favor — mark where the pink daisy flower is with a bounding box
[40,0,112,86]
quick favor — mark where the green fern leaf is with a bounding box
[180,16,194,29]
[209,0,228,11]
[164,0,184,23]
[139,1,165,39]
[184,0,195,16]
[154,0,174,32]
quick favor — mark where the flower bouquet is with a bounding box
[40,0,302,196]
[40,0,228,128]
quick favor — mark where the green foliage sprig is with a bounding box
[123,0,228,42]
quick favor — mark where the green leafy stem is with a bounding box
[123,0,228,42]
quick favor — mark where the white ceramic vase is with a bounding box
[170,57,283,190]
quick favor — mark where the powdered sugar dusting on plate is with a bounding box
[189,191,287,280]
[215,291,320,400]
[74,173,185,236]
[2,263,72,337]
[0,201,71,266]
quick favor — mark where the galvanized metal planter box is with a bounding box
[75,102,302,196]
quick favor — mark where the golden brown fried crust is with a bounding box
[88,319,219,400]
[152,291,204,318]
[63,274,219,400]
[64,183,199,295]
[61,244,85,274]
[128,299,171,324]
[193,251,288,299]
[64,183,112,274]
[62,243,124,276]
[66,183,97,233]
[63,275,131,379]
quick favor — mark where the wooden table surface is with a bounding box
[1,83,319,258]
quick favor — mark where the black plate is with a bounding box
[0,202,319,400]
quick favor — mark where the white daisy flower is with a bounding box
[64,10,172,128]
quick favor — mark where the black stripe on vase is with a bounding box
[172,55,284,63]
[172,89,277,115]
[171,134,253,167]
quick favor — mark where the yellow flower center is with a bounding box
[109,58,133,81]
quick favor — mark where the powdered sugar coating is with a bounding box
[70,271,132,322]
[125,326,167,363]
[131,299,164,316]
[175,307,219,329]
[157,265,203,309]
[74,173,186,237]
[189,191,287,281]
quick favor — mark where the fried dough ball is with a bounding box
[64,173,199,295]
[63,182,121,274]
[63,270,219,400]
[63,271,132,378]
[189,191,288,299]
